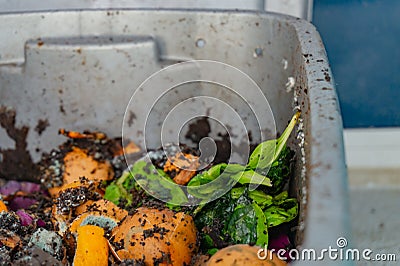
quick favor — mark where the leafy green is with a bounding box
[194,192,237,231]
[104,160,188,206]
[232,169,272,187]
[230,186,246,199]
[194,184,299,253]
[188,164,227,187]
[264,197,298,227]
[194,185,298,253]
[133,161,188,205]
[104,183,127,205]
[105,112,300,255]
[225,204,258,244]
[264,147,294,195]
[253,203,269,246]
[207,248,219,255]
[191,113,300,253]
[187,163,271,202]
[248,189,273,208]
[224,202,268,246]
[188,112,299,196]
[273,191,290,205]
[194,192,235,253]
[104,171,132,205]
[187,164,248,202]
[247,112,299,171]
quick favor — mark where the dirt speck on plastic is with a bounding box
[35,119,50,135]
[0,106,39,182]
[127,111,137,127]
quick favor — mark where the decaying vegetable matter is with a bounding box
[206,244,287,266]
[0,113,300,265]
[111,207,198,265]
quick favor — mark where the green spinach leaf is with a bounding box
[131,160,188,205]
[104,171,132,205]
[224,202,268,246]
[264,198,298,227]
[264,147,294,195]
[248,189,273,208]
[247,112,299,171]
[105,160,188,206]
[232,169,272,187]
[187,164,246,201]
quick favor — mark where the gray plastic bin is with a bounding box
[0,9,350,265]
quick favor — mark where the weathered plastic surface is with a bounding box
[0,0,313,21]
[0,9,350,265]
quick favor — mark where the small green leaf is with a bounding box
[165,202,181,211]
[248,190,273,208]
[195,196,230,227]
[187,164,241,200]
[223,164,247,174]
[224,202,269,246]
[208,248,219,255]
[187,164,227,187]
[273,191,289,205]
[104,171,133,205]
[264,198,298,227]
[131,160,188,205]
[203,234,215,247]
[231,187,246,199]
[265,147,294,195]
[248,112,300,170]
[247,140,275,171]
[104,183,126,205]
[232,170,272,187]
[225,204,257,244]
[253,203,268,246]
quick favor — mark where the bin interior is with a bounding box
[0,10,299,157]
[0,10,350,262]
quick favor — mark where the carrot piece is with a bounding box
[59,129,106,140]
[73,225,109,266]
[0,200,7,212]
[173,169,197,186]
[164,153,199,185]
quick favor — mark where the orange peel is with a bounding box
[164,152,199,185]
[68,212,120,235]
[49,178,104,199]
[112,207,198,265]
[74,199,128,220]
[73,225,108,266]
[0,200,8,212]
[63,147,114,185]
[51,179,106,235]
[206,244,288,266]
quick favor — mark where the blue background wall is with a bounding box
[313,0,400,128]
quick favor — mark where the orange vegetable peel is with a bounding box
[73,225,109,266]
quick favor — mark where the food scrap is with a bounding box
[73,225,109,266]
[0,112,300,265]
[206,244,287,266]
[111,207,198,265]
[0,200,7,212]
